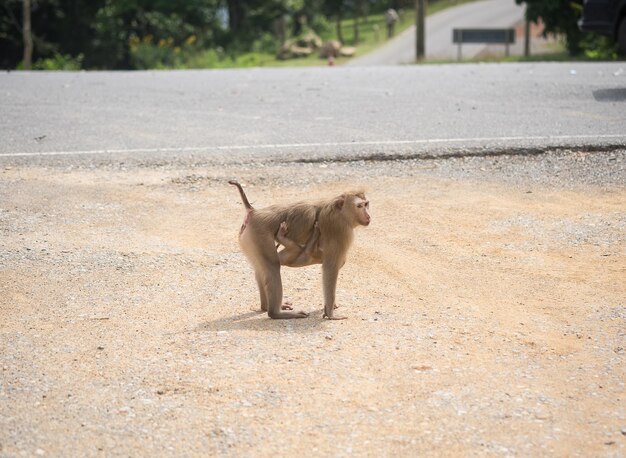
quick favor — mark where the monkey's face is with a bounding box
[353,196,371,227]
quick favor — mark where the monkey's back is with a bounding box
[252,202,318,245]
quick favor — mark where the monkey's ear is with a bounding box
[334,197,345,210]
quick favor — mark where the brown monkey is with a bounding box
[229,180,370,320]
[276,221,322,267]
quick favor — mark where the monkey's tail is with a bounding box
[228,180,253,210]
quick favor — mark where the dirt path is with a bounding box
[1,151,625,456]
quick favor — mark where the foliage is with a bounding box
[251,32,281,54]
[580,35,619,60]
[2,0,224,69]
[33,53,84,70]
[515,0,585,55]
[6,0,617,70]
[0,0,451,70]
[515,0,622,59]
[515,0,617,60]
[90,0,222,69]
[129,35,192,70]
[15,52,84,71]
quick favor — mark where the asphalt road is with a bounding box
[348,0,525,66]
[1,62,625,165]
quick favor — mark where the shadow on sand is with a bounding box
[194,308,329,334]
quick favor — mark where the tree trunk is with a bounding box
[336,13,343,45]
[353,1,360,44]
[227,0,244,34]
[22,0,33,70]
[415,0,425,61]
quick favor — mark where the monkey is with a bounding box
[275,221,322,268]
[229,180,370,320]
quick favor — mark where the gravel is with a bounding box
[1,148,624,457]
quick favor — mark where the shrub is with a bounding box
[28,53,84,70]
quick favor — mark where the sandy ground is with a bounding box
[1,151,625,457]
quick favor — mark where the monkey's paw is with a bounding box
[282,301,294,310]
[323,312,348,320]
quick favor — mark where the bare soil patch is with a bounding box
[1,152,624,456]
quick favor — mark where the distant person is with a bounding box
[385,8,399,38]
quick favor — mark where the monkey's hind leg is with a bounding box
[263,262,309,319]
[254,270,269,312]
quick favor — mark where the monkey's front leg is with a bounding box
[322,261,347,320]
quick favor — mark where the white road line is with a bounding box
[1,135,625,158]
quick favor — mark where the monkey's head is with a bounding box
[335,191,371,228]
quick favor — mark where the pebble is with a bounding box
[413,365,433,371]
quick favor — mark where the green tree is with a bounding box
[1,0,105,69]
[90,0,224,68]
[0,0,368,70]
[515,0,584,55]
[1,0,33,68]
